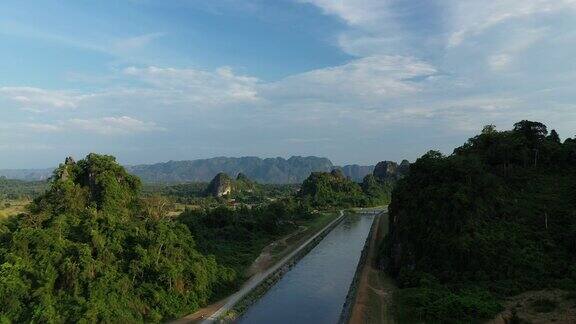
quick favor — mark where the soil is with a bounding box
[488,289,576,324]
[350,212,396,324]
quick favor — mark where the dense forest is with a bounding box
[299,168,397,208]
[0,154,331,322]
[179,200,313,280]
[380,121,576,322]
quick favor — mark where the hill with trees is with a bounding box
[380,121,576,323]
[299,166,400,208]
[0,154,236,322]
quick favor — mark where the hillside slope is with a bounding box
[380,121,576,323]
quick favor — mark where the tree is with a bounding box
[548,129,561,144]
[513,120,548,143]
[381,121,576,323]
[482,124,497,135]
[0,154,235,322]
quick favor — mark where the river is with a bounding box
[238,213,376,324]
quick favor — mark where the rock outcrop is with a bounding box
[335,165,375,182]
[206,172,233,197]
[330,168,346,179]
[398,159,410,175]
[373,160,410,181]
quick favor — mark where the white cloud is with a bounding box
[112,32,165,53]
[123,65,260,105]
[447,0,576,47]
[4,0,576,166]
[262,55,437,103]
[298,0,390,27]
[9,117,163,136]
[22,123,63,133]
[488,54,513,71]
[67,116,163,135]
[0,87,88,110]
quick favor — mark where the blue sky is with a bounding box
[1,0,576,168]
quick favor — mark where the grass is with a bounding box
[271,212,339,262]
[0,199,30,219]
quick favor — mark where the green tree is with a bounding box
[0,154,235,322]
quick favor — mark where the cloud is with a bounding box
[447,0,576,47]
[12,117,163,136]
[123,66,260,105]
[298,0,390,27]
[4,0,576,166]
[112,32,165,53]
[488,54,512,71]
[0,87,88,110]
[22,123,63,133]
[67,116,164,135]
[0,20,164,62]
[262,55,437,104]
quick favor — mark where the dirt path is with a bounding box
[349,210,396,324]
[245,225,307,277]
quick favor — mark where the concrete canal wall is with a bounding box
[338,211,383,324]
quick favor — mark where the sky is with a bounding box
[1,0,576,168]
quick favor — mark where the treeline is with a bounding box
[0,177,47,200]
[142,179,298,206]
[380,121,576,323]
[179,200,312,282]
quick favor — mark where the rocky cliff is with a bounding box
[372,160,410,181]
[205,172,233,197]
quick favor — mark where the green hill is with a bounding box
[0,154,235,322]
[380,121,576,323]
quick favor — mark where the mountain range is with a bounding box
[0,156,376,184]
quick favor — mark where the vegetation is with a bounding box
[381,121,576,323]
[0,154,328,322]
[178,199,313,278]
[142,178,298,207]
[0,177,47,201]
[299,170,393,208]
[0,154,236,322]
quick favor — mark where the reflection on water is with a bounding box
[238,214,376,324]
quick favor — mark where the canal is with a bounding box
[238,213,377,324]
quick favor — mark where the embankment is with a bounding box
[338,211,382,324]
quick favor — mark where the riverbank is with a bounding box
[175,210,344,323]
[348,209,396,324]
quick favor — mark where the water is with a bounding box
[238,214,376,324]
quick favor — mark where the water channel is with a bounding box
[238,213,376,324]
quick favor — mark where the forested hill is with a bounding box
[380,121,576,323]
[1,156,375,183]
